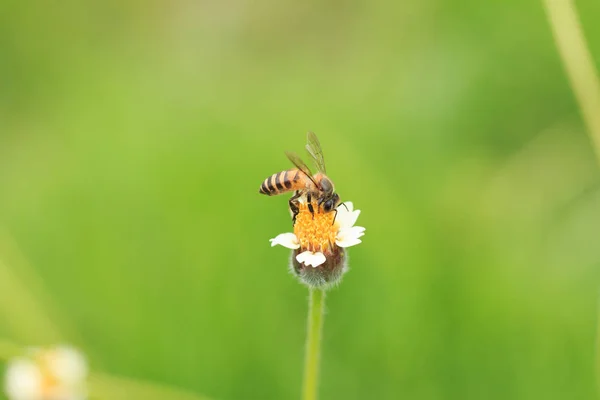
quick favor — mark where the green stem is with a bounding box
[302,289,326,400]
[596,294,600,396]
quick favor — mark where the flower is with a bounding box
[270,199,365,288]
[4,346,88,400]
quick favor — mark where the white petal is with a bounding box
[337,226,365,241]
[308,252,326,268]
[346,226,366,238]
[4,359,43,399]
[345,210,361,228]
[342,201,354,212]
[296,251,327,268]
[336,205,361,230]
[269,233,300,249]
[50,346,88,385]
[296,251,312,264]
[336,225,366,248]
[336,237,362,248]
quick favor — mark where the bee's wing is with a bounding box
[305,132,326,173]
[285,151,320,188]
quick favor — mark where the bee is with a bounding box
[259,132,341,223]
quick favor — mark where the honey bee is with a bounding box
[259,132,341,223]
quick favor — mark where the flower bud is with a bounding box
[290,247,348,288]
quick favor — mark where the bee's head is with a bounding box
[322,192,340,213]
[319,176,334,195]
[316,175,339,212]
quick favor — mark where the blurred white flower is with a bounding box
[4,346,88,400]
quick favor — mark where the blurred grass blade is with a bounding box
[0,256,64,344]
[0,338,23,360]
[543,0,600,159]
[0,228,85,343]
[544,1,600,397]
[89,373,213,400]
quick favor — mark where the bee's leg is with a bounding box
[307,192,315,218]
[289,202,299,225]
[289,191,301,225]
[331,201,347,225]
[288,191,300,205]
[338,202,349,211]
[332,208,338,225]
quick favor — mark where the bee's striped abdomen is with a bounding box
[259,169,302,195]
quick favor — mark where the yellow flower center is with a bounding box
[293,202,338,254]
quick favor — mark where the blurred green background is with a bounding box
[2,1,600,399]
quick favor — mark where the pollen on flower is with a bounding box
[293,202,338,254]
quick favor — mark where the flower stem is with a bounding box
[302,289,326,400]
